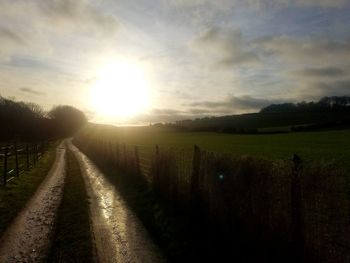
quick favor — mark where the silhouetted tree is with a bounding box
[48,105,87,137]
[260,96,350,113]
[0,96,52,140]
[24,102,44,118]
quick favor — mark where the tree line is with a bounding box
[157,96,350,133]
[260,96,350,113]
[0,96,87,141]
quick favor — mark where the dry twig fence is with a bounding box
[0,141,49,186]
[74,134,350,263]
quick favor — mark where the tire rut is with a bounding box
[69,141,166,263]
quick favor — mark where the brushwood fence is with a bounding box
[0,141,49,186]
[74,134,350,263]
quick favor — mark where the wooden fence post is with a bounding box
[123,143,127,169]
[14,142,19,177]
[191,145,201,203]
[3,147,8,186]
[291,153,304,262]
[38,142,42,158]
[155,145,159,157]
[32,143,36,166]
[109,142,114,164]
[115,143,120,166]
[26,143,30,170]
[153,145,160,189]
[134,146,140,176]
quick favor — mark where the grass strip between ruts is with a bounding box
[49,147,94,262]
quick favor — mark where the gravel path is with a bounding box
[0,142,66,263]
[69,141,166,263]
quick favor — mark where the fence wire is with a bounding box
[73,133,350,262]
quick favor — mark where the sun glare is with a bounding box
[91,60,150,120]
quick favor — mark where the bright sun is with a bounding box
[91,60,150,119]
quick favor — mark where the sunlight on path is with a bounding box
[69,141,166,263]
[0,142,66,262]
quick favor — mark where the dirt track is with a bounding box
[69,141,166,263]
[0,141,165,262]
[0,143,66,263]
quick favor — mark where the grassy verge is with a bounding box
[49,148,94,262]
[0,143,57,236]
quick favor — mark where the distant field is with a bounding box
[82,125,350,169]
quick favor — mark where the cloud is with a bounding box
[255,36,350,65]
[0,28,24,45]
[0,0,118,62]
[251,0,348,9]
[151,108,184,115]
[130,108,190,123]
[131,107,222,123]
[298,79,350,99]
[295,0,347,8]
[164,0,235,13]
[317,80,350,96]
[190,27,261,68]
[252,36,350,100]
[188,95,286,112]
[19,87,46,96]
[188,108,213,114]
[0,27,26,60]
[37,0,118,34]
[292,67,348,79]
[133,95,290,123]
[168,0,348,10]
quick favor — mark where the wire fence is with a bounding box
[73,133,350,262]
[0,141,50,186]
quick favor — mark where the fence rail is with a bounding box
[0,141,49,186]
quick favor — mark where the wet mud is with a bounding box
[69,141,166,263]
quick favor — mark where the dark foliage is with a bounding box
[48,105,87,137]
[0,96,86,140]
[260,96,350,113]
[156,96,350,133]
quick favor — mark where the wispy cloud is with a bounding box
[168,0,348,10]
[0,27,26,60]
[255,35,350,65]
[188,95,287,113]
[296,79,350,100]
[295,0,347,8]
[19,87,46,96]
[292,67,348,79]
[0,28,25,45]
[190,27,261,68]
[37,0,118,34]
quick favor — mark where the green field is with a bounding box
[83,125,350,170]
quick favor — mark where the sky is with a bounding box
[0,0,350,124]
